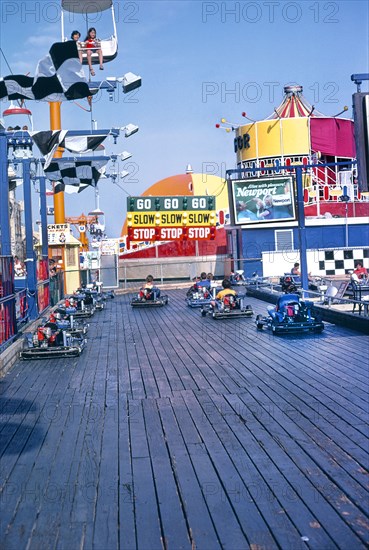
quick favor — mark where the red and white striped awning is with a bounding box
[268,85,325,119]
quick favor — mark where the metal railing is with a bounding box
[0,294,17,350]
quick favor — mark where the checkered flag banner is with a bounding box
[31,130,109,169]
[0,41,92,102]
[44,159,108,193]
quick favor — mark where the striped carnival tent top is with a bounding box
[267,85,325,119]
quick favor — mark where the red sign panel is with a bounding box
[128,226,216,242]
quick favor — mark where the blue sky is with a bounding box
[1,0,368,237]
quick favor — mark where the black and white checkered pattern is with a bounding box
[44,159,108,193]
[317,249,369,276]
[31,130,108,168]
[0,41,92,102]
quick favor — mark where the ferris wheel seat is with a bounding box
[79,36,118,64]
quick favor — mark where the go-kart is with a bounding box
[230,270,246,286]
[55,297,95,318]
[73,287,105,311]
[78,282,114,305]
[279,274,300,294]
[131,287,169,307]
[20,319,86,360]
[201,293,253,319]
[244,272,270,287]
[92,281,115,300]
[186,282,219,308]
[255,293,324,334]
[49,311,89,336]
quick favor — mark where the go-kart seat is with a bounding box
[139,287,161,301]
[197,280,211,289]
[221,293,238,310]
[274,294,301,319]
[42,323,64,345]
[285,303,299,317]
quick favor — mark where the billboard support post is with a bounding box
[295,166,308,295]
[23,159,38,319]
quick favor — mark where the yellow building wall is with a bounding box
[64,244,81,294]
[237,117,310,162]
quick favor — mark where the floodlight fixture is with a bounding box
[120,151,132,161]
[122,124,139,138]
[121,72,142,93]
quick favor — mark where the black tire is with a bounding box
[201,309,207,317]
[256,323,263,330]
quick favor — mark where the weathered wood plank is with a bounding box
[225,391,368,548]
[142,398,190,548]
[157,396,221,548]
[0,290,368,550]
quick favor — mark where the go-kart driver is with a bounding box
[186,272,211,299]
[197,272,211,288]
[210,278,237,308]
[139,274,161,300]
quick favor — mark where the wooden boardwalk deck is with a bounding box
[1,289,368,550]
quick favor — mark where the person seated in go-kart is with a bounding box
[197,272,211,288]
[38,316,64,346]
[139,274,161,301]
[64,297,79,312]
[210,278,238,310]
[186,272,211,298]
[229,270,245,285]
[281,275,298,294]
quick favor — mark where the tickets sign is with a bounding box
[128,226,216,241]
[47,223,71,245]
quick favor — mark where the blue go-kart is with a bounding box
[186,282,219,308]
[255,293,324,334]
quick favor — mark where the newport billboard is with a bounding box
[230,176,296,225]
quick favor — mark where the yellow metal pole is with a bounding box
[49,102,65,223]
[79,215,89,251]
[49,101,68,293]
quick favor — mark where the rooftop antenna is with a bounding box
[351,73,369,93]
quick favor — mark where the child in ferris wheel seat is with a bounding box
[83,27,104,75]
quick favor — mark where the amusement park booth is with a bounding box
[41,224,81,295]
[234,84,357,205]
[226,84,369,278]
